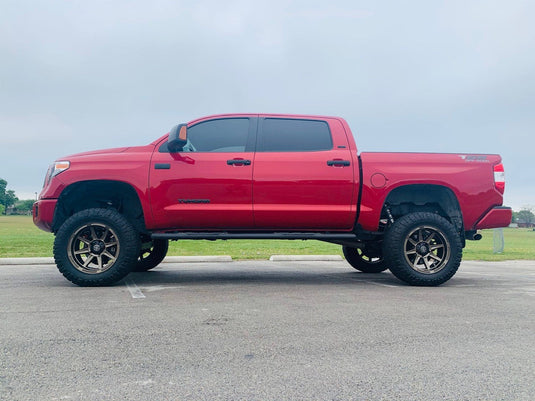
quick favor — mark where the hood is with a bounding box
[60,147,130,159]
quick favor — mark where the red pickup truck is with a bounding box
[33,114,512,287]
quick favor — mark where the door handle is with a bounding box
[327,160,350,167]
[154,163,171,169]
[227,159,251,166]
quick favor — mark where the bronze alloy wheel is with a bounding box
[403,225,451,274]
[67,222,121,274]
[383,212,462,286]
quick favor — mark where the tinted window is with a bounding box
[261,118,332,152]
[186,118,249,152]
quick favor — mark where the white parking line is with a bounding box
[367,281,400,288]
[125,278,145,299]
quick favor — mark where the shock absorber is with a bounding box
[384,203,395,225]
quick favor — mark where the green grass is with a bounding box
[0,216,54,257]
[1,215,533,260]
[462,228,535,261]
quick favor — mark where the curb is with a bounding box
[0,256,233,266]
[164,256,233,263]
[0,255,345,265]
[269,255,343,261]
[0,257,55,265]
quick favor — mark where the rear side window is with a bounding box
[187,118,250,152]
[260,118,332,152]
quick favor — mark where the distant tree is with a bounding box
[15,199,35,214]
[517,207,535,225]
[0,179,18,214]
[0,178,6,205]
[5,190,18,212]
[0,204,4,215]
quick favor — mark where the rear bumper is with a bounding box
[33,199,57,232]
[475,206,512,229]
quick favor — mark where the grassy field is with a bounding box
[1,215,533,260]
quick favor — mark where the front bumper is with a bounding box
[33,199,57,232]
[475,206,512,229]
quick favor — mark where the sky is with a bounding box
[1,0,534,210]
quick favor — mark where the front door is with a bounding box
[149,117,257,230]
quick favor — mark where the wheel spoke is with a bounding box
[418,229,424,242]
[406,249,417,255]
[425,232,436,244]
[74,247,90,255]
[96,255,103,269]
[429,253,442,263]
[76,235,91,245]
[102,251,116,262]
[105,241,118,248]
[89,226,98,241]
[422,256,432,270]
[100,227,109,241]
[430,244,444,251]
[83,255,95,268]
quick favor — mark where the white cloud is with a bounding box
[0,0,533,207]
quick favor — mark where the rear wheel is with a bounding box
[53,208,140,286]
[383,212,462,286]
[343,245,388,273]
[132,238,169,272]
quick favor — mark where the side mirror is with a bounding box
[168,124,188,152]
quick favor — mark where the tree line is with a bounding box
[0,179,19,215]
[513,208,535,225]
[0,178,34,215]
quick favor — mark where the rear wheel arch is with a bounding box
[52,180,146,234]
[382,184,463,232]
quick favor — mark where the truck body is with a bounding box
[33,114,512,286]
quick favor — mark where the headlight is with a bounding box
[52,161,70,177]
[45,161,70,185]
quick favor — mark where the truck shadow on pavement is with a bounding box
[118,268,474,288]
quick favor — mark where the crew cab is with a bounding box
[33,114,512,286]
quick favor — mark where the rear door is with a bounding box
[252,117,356,230]
[150,117,257,230]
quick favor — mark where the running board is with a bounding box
[151,232,358,241]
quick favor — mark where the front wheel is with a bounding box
[53,208,140,286]
[343,245,388,273]
[383,212,462,286]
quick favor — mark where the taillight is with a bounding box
[493,163,505,194]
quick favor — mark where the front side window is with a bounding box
[260,118,332,152]
[184,118,250,152]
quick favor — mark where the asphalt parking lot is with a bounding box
[1,259,534,401]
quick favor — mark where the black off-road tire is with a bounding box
[383,212,462,286]
[132,239,169,272]
[343,246,388,273]
[53,208,140,286]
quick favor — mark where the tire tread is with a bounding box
[383,212,462,286]
[53,208,139,286]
